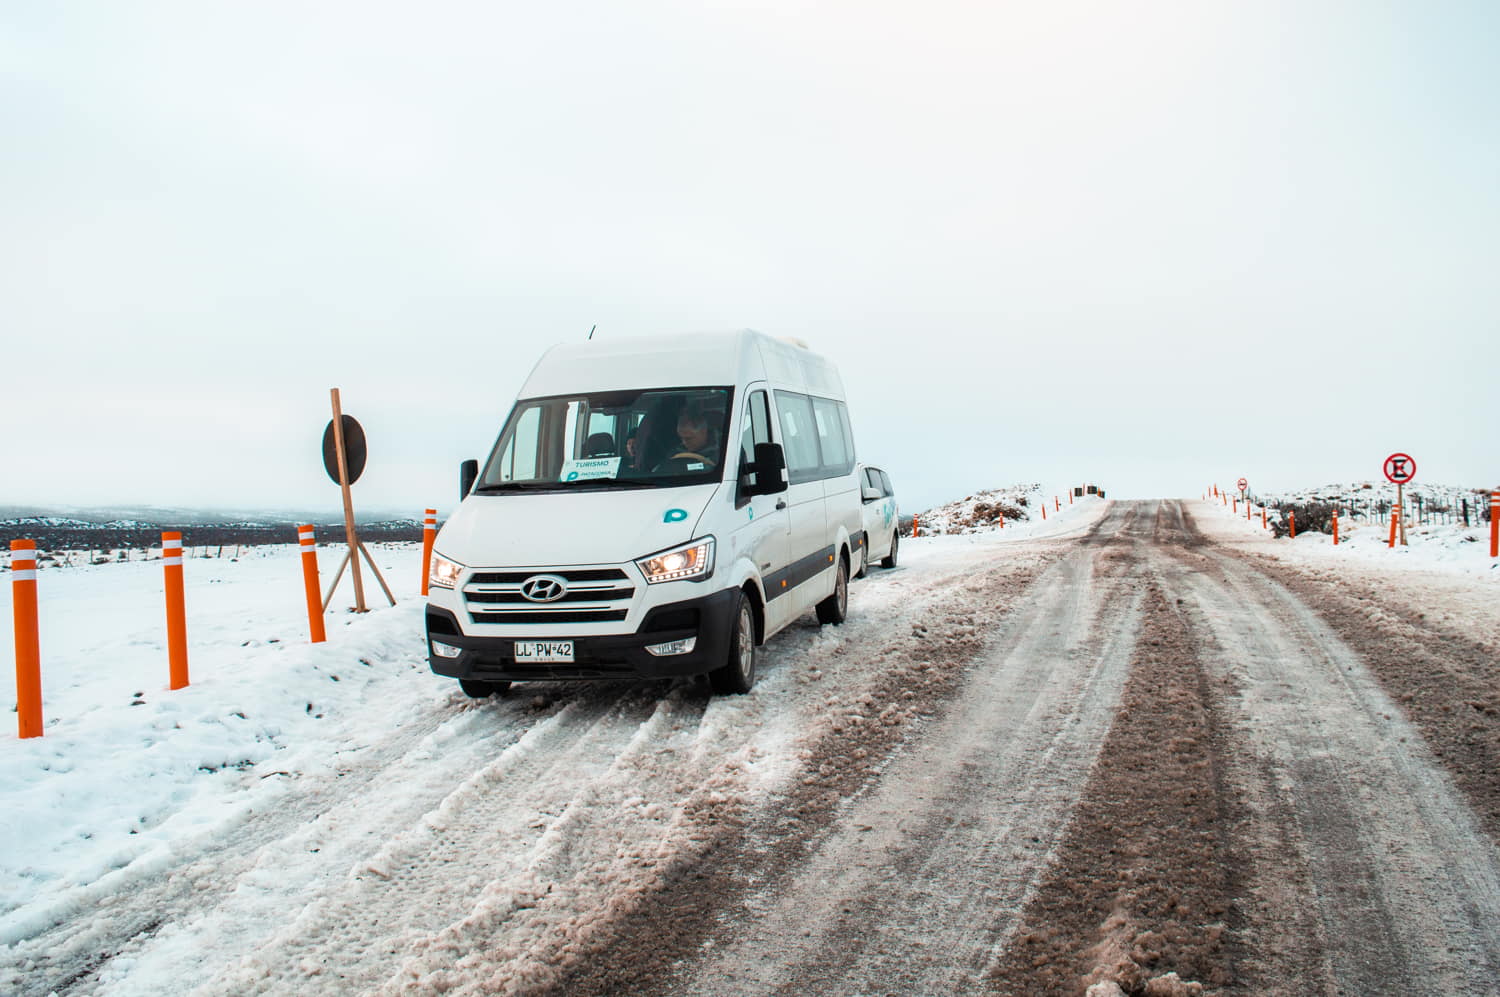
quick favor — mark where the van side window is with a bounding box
[773,391,821,484]
[739,390,773,470]
[838,404,857,467]
[879,469,895,497]
[811,397,852,476]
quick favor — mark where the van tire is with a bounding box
[816,555,849,626]
[709,590,757,694]
[881,530,899,569]
[459,679,509,699]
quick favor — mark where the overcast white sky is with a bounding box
[3,1,1496,517]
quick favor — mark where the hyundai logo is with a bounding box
[520,574,568,603]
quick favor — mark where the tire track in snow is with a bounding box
[5,695,531,997]
[188,685,690,995]
[667,516,1149,995]
[1160,524,1500,993]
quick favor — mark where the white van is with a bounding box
[425,330,866,697]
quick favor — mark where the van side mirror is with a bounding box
[459,459,479,499]
[861,483,882,503]
[743,442,788,497]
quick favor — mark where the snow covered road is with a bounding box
[6,498,1500,995]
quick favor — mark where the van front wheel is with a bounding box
[816,556,849,626]
[709,591,757,694]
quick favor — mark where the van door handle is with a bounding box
[775,499,787,510]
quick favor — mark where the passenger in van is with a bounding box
[656,405,721,471]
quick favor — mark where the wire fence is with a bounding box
[1248,485,1494,532]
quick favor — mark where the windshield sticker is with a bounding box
[562,457,621,482]
[663,508,689,524]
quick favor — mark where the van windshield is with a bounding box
[474,387,734,492]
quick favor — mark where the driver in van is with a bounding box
[658,405,721,469]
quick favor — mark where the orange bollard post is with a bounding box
[1333,508,1339,546]
[1041,505,1047,521]
[1233,497,1238,514]
[1388,507,1399,549]
[1055,496,1060,511]
[162,532,189,690]
[1262,506,1267,529]
[1289,511,1296,539]
[912,515,919,538]
[1491,491,1499,558]
[298,525,326,643]
[11,540,43,739]
[420,508,437,596]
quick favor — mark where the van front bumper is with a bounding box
[425,588,739,683]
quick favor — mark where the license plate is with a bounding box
[514,640,574,663]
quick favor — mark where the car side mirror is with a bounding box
[743,442,788,497]
[459,459,479,500]
[862,484,882,503]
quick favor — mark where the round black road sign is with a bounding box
[323,415,367,486]
[1383,452,1416,485]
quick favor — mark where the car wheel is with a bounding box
[881,530,899,569]
[709,590,757,694]
[459,678,509,699]
[816,555,849,625]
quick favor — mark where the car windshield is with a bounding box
[475,387,734,492]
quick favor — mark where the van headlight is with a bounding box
[636,537,715,584]
[429,552,464,590]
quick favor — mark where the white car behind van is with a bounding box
[425,330,866,696]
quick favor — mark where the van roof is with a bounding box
[518,329,844,399]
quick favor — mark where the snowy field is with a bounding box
[0,499,1106,993]
[1195,490,1500,583]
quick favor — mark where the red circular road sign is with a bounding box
[1237,477,1248,492]
[1383,452,1416,485]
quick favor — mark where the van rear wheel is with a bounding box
[709,591,757,694]
[881,530,899,569]
[816,556,848,625]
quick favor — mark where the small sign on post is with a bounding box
[321,389,395,612]
[1383,452,1416,547]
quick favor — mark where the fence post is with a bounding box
[298,525,326,644]
[1490,491,1498,558]
[11,540,43,738]
[162,532,189,690]
[420,508,437,596]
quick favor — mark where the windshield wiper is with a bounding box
[469,482,558,494]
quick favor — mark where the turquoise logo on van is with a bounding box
[663,508,689,524]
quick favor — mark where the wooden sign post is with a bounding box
[321,388,395,612]
[1383,452,1416,548]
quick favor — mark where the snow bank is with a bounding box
[1192,497,1500,583]
[0,543,440,942]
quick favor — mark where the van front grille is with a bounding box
[469,609,630,625]
[462,566,635,627]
